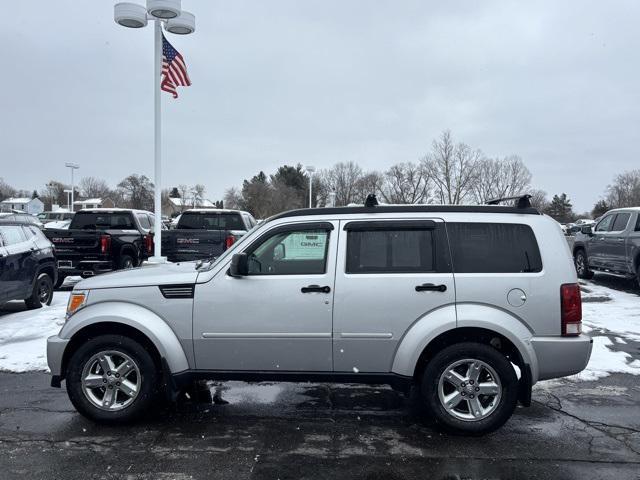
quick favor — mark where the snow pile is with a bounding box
[581,281,640,341]
[569,336,640,381]
[0,292,69,372]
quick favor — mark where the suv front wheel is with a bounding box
[66,334,160,423]
[421,342,518,435]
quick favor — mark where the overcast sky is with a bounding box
[1,1,639,212]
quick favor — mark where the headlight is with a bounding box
[66,292,88,319]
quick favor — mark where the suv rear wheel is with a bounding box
[421,342,518,435]
[66,334,160,423]
[25,273,53,309]
[574,249,594,279]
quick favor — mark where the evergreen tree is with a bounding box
[544,193,574,223]
[591,199,609,219]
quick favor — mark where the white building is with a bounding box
[0,197,45,215]
[168,197,215,213]
[73,198,115,211]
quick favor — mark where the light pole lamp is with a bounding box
[306,165,316,208]
[114,1,195,262]
[64,162,79,212]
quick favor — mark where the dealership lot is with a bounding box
[0,275,639,479]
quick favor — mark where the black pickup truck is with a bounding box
[162,209,256,263]
[44,209,154,286]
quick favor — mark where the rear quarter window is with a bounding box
[446,222,542,273]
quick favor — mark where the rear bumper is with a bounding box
[57,259,114,277]
[531,334,593,382]
[47,334,70,386]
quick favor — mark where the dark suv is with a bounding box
[0,221,58,309]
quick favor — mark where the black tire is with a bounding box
[118,254,136,270]
[25,273,53,309]
[574,249,594,279]
[421,342,518,435]
[66,334,160,424]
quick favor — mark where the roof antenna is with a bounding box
[364,193,379,208]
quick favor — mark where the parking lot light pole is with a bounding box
[114,1,195,263]
[64,162,79,212]
[306,165,316,208]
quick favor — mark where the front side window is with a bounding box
[447,223,542,273]
[611,213,631,232]
[635,214,640,232]
[595,215,614,232]
[0,225,27,246]
[346,223,446,274]
[246,228,330,275]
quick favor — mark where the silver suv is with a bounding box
[47,200,592,434]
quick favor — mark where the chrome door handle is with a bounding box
[415,283,447,292]
[301,285,331,294]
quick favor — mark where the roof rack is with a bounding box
[486,194,532,209]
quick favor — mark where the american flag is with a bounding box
[161,34,191,98]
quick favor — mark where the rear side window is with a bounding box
[447,223,542,273]
[136,213,151,229]
[611,213,631,232]
[179,213,245,230]
[346,222,449,274]
[635,215,640,232]
[0,225,27,245]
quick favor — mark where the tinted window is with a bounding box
[636,215,640,232]
[595,215,614,232]
[71,212,135,230]
[246,228,330,275]
[346,228,437,274]
[611,213,631,232]
[179,212,245,230]
[447,223,542,273]
[0,225,27,245]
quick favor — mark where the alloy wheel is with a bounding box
[81,351,141,411]
[437,358,502,421]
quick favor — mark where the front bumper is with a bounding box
[47,334,70,386]
[531,334,593,381]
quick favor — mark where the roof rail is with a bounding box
[486,194,532,209]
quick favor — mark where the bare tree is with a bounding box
[223,187,244,210]
[472,155,532,204]
[79,177,110,199]
[422,130,481,204]
[528,189,548,210]
[191,184,206,207]
[0,178,16,202]
[379,162,431,204]
[605,169,640,209]
[318,161,364,206]
[176,184,190,212]
[117,174,154,211]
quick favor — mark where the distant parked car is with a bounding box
[38,211,75,225]
[0,221,57,309]
[0,212,44,229]
[573,207,640,288]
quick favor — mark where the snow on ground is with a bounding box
[0,292,69,372]
[0,280,639,381]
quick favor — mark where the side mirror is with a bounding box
[581,225,593,235]
[229,253,249,277]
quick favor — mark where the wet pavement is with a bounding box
[1,370,640,480]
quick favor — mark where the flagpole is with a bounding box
[152,19,165,262]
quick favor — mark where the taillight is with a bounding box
[100,235,111,255]
[225,234,236,250]
[561,283,582,336]
[144,234,154,254]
